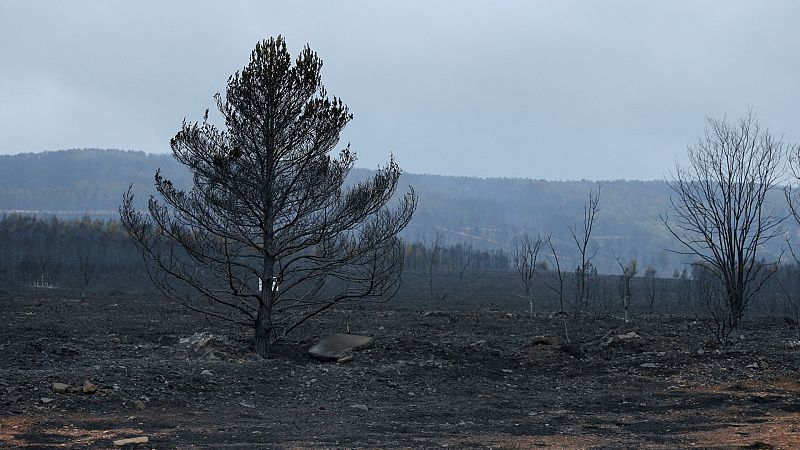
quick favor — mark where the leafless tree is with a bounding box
[569,184,600,318]
[513,233,545,317]
[643,266,657,310]
[32,250,60,288]
[120,37,417,358]
[453,244,471,302]
[670,267,691,308]
[616,257,638,322]
[419,233,444,301]
[691,263,738,345]
[542,234,566,314]
[662,111,786,341]
[596,277,615,314]
[774,261,800,338]
[78,249,95,301]
[782,141,800,267]
[457,251,471,284]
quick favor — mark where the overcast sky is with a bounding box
[1,1,798,180]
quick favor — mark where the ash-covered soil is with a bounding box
[2,289,800,449]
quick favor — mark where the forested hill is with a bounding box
[0,149,790,274]
[0,149,190,213]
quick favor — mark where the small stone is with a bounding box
[132,400,145,410]
[113,436,149,446]
[52,382,70,393]
[180,332,211,346]
[336,355,353,363]
[82,381,97,394]
[350,404,368,411]
[640,363,658,369]
[200,369,213,376]
[616,332,640,340]
[40,397,54,404]
[501,368,513,373]
[531,336,558,346]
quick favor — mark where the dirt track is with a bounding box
[2,289,800,449]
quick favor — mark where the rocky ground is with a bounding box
[2,288,800,449]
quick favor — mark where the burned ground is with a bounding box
[1,287,800,449]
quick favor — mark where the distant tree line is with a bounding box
[404,240,511,272]
[3,212,800,325]
[0,215,144,291]
[8,148,792,274]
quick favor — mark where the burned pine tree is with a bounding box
[120,36,416,358]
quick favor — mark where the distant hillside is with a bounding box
[0,149,791,274]
[0,149,189,214]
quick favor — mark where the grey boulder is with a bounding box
[308,333,373,362]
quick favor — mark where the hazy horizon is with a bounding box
[2,1,798,180]
[0,147,677,183]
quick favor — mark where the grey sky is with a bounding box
[1,1,798,180]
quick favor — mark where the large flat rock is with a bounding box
[308,333,374,361]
